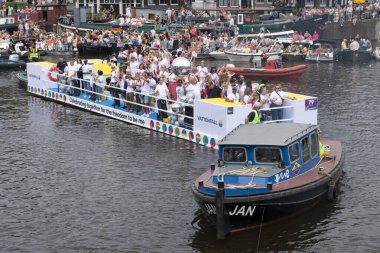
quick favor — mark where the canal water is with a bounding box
[0,60,379,252]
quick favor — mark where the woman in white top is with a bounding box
[260,86,270,121]
[154,77,169,121]
[141,72,152,116]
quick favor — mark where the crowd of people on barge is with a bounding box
[56,49,287,123]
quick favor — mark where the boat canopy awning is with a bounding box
[219,123,317,146]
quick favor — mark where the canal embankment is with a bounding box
[321,19,380,47]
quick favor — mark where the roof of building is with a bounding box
[218,123,317,146]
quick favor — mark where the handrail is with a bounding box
[38,69,295,125]
[42,73,195,122]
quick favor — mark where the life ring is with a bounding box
[48,66,59,82]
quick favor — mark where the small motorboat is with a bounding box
[336,50,373,62]
[192,123,343,239]
[225,50,282,63]
[0,54,26,68]
[373,47,380,60]
[306,40,335,62]
[225,61,307,79]
[16,70,28,89]
[209,51,229,60]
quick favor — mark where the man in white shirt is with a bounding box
[129,56,139,77]
[64,59,77,95]
[155,77,169,121]
[81,60,94,98]
[196,60,208,82]
[226,87,239,102]
[270,85,285,121]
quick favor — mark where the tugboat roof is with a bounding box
[219,123,317,146]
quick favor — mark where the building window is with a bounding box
[147,0,155,5]
[230,0,239,6]
[171,0,178,4]
[159,0,167,5]
[256,0,265,3]
[219,0,228,7]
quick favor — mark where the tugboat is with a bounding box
[192,123,343,239]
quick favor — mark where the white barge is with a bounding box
[26,61,318,148]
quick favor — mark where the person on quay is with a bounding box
[245,102,261,124]
[341,38,348,50]
[270,85,285,121]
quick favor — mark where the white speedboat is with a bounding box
[209,51,228,60]
[305,42,335,62]
[224,50,282,63]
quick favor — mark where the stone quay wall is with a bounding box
[321,19,380,47]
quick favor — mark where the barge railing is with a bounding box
[39,71,295,129]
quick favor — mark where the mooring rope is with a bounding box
[217,167,267,189]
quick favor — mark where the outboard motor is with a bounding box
[9,54,20,61]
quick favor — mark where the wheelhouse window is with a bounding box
[223,147,247,162]
[255,147,282,164]
[310,133,318,158]
[301,137,310,164]
[288,142,300,163]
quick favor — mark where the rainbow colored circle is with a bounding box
[162,124,167,133]
[210,138,216,148]
[150,120,154,129]
[188,131,194,141]
[181,129,187,138]
[218,120,223,127]
[174,127,180,137]
[168,125,174,135]
[155,121,161,131]
[195,133,201,143]
[203,136,209,145]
